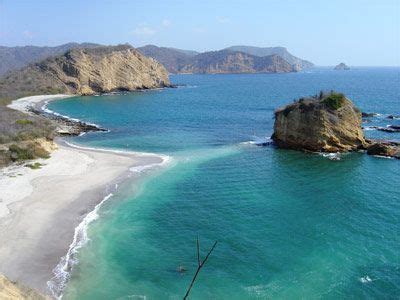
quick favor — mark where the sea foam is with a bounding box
[46,142,172,298]
[47,193,114,299]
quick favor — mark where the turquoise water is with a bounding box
[49,68,400,299]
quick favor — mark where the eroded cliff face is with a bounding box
[272,93,367,152]
[40,45,170,95]
[0,45,170,99]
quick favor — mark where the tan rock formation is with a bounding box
[0,45,170,100]
[366,141,400,158]
[272,92,367,152]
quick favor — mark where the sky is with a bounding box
[0,0,399,66]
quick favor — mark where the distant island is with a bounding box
[334,62,350,70]
[0,43,314,76]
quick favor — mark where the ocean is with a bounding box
[48,67,400,299]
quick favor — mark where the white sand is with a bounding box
[7,94,72,113]
[0,142,168,295]
[0,95,171,296]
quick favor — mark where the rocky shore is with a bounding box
[271,91,400,159]
[28,106,108,136]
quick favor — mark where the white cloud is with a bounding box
[132,26,156,36]
[216,16,230,24]
[162,19,171,27]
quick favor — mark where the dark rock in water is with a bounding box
[28,107,107,136]
[375,126,400,133]
[362,112,377,118]
[177,266,187,273]
[362,125,400,133]
[387,115,400,119]
[366,141,400,159]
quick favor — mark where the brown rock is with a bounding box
[366,142,400,159]
[272,92,367,152]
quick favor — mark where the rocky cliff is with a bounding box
[224,45,314,69]
[138,45,312,73]
[0,45,170,100]
[272,92,367,152]
[179,50,297,74]
[137,45,197,73]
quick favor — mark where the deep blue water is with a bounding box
[49,68,400,299]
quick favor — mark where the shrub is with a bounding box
[15,119,34,125]
[25,162,43,169]
[8,144,35,161]
[8,143,50,161]
[322,92,346,110]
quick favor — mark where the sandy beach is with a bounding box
[0,95,170,297]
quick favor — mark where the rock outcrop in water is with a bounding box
[271,91,400,159]
[334,63,350,70]
[0,45,170,100]
[272,92,366,152]
[366,140,400,158]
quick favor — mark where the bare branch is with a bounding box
[196,236,201,266]
[183,239,218,300]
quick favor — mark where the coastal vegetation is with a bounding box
[25,162,44,169]
[0,105,54,167]
[321,92,346,110]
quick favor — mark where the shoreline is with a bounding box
[7,94,108,136]
[1,95,172,298]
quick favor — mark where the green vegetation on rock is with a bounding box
[15,119,34,125]
[322,92,346,110]
[25,162,43,169]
